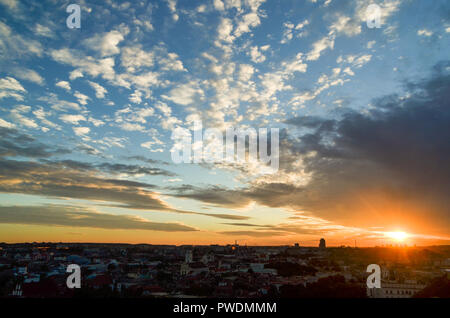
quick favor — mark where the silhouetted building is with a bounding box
[185,250,193,263]
[319,238,326,249]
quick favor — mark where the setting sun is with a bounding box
[386,231,409,242]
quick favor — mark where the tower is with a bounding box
[185,250,193,263]
[319,238,326,249]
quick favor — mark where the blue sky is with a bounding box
[0,0,449,246]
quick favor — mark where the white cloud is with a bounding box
[88,81,107,98]
[234,12,261,37]
[0,76,25,91]
[213,0,225,11]
[281,22,294,44]
[74,91,90,105]
[0,22,43,58]
[239,64,254,81]
[32,107,60,130]
[10,105,38,129]
[56,80,71,91]
[12,68,44,85]
[73,126,90,136]
[51,49,116,83]
[249,46,266,63]
[35,24,55,38]
[159,52,186,72]
[166,0,179,21]
[88,117,105,127]
[121,46,155,73]
[306,35,335,61]
[162,82,203,106]
[367,40,376,49]
[0,0,18,10]
[330,15,361,37]
[83,27,129,57]
[59,114,86,125]
[0,76,26,100]
[0,118,15,128]
[217,18,234,43]
[417,29,433,37]
[69,70,84,80]
[38,93,80,112]
[129,90,143,104]
[119,122,146,132]
[141,137,164,152]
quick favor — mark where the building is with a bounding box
[367,280,426,298]
[319,238,326,249]
[185,250,193,264]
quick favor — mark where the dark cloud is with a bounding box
[0,205,197,232]
[0,158,249,221]
[221,223,273,227]
[0,128,70,158]
[123,155,170,166]
[169,185,252,208]
[0,158,170,211]
[218,230,290,237]
[42,159,176,177]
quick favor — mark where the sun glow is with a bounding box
[386,231,409,242]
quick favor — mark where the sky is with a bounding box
[0,0,449,246]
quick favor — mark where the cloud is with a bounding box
[9,105,38,129]
[166,0,179,21]
[249,46,266,63]
[12,68,44,85]
[55,81,71,91]
[239,64,254,81]
[121,45,155,73]
[0,118,15,129]
[306,35,335,61]
[234,12,262,37]
[0,0,18,10]
[0,21,43,60]
[0,127,69,158]
[219,230,290,237]
[34,23,55,38]
[217,18,234,43]
[50,48,116,83]
[38,93,80,112]
[329,14,361,37]
[73,126,90,136]
[417,29,433,37]
[59,114,86,125]
[169,62,450,234]
[88,81,107,98]
[141,138,164,153]
[74,91,90,105]
[0,77,26,100]
[83,28,129,57]
[213,0,225,11]
[0,205,197,232]
[162,82,203,105]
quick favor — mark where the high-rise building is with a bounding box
[319,238,326,249]
[185,250,193,263]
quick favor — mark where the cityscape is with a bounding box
[1,240,449,298]
[0,0,449,303]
